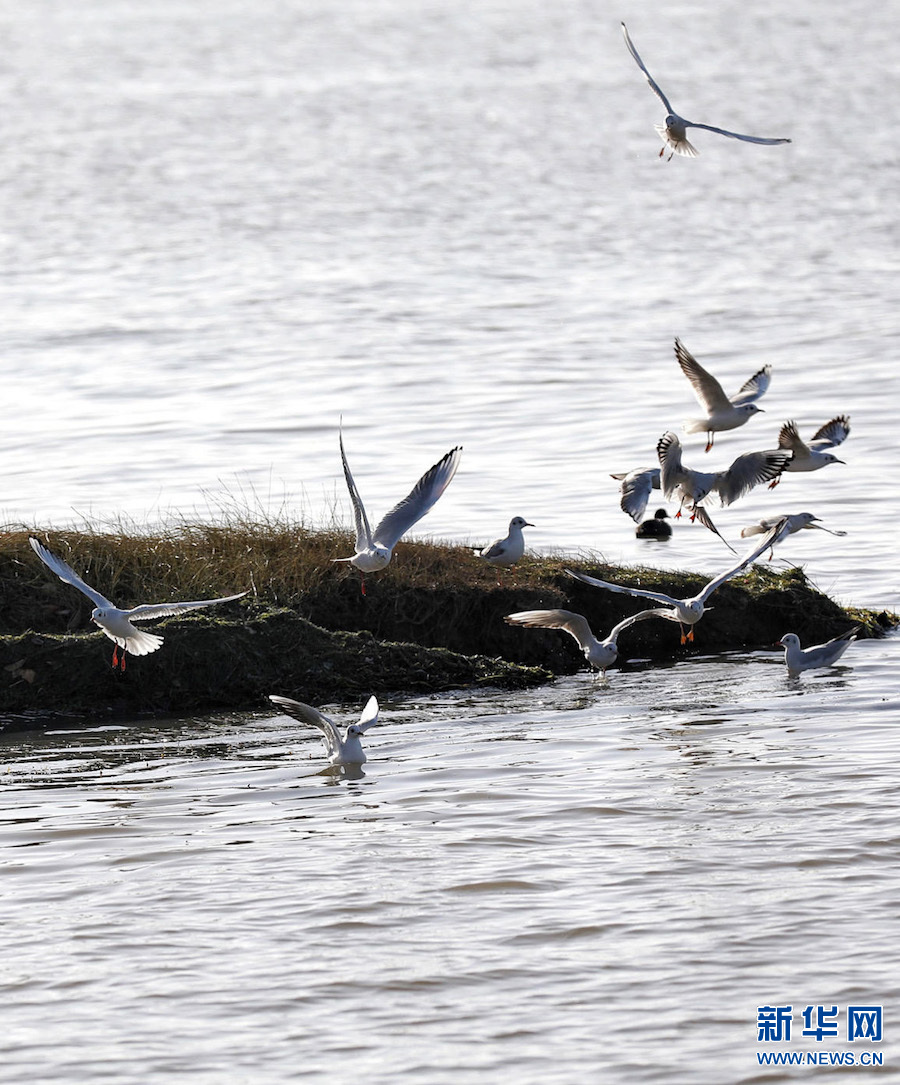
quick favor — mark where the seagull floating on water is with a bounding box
[269,694,380,765]
[475,516,534,573]
[778,628,860,678]
[565,517,790,644]
[675,338,771,452]
[769,416,850,487]
[335,427,462,593]
[29,536,247,671]
[742,511,847,558]
[621,22,791,159]
[636,508,672,540]
[504,609,658,679]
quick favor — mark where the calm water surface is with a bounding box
[2,0,899,1080]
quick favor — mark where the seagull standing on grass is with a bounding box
[335,427,462,594]
[29,536,247,671]
[268,694,380,765]
[778,629,860,678]
[504,610,659,680]
[565,517,790,644]
[675,338,771,452]
[475,516,534,582]
[621,22,791,159]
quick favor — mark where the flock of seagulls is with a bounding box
[613,339,851,545]
[23,22,866,767]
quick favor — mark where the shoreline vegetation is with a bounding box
[1,522,894,727]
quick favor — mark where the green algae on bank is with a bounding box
[0,526,894,722]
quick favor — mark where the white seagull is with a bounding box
[565,517,790,644]
[769,416,850,486]
[269,694,380,766]
[336,427,462,593]
[621,22,791,159]
[778,628,860,678]
[475,516,534,574]
[29,536,247,671]
[741,511,847,557]
[675,338,771,452]
[610,467,661,523]
[658,431,790,515]
[504,609,658,679]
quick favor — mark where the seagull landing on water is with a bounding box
[675,338,771,452]
[268,694,380,766]
[335,426,462,594]
[565,517,791,644]
[475,516,533,582]
[778,628,860,678]
[741,511,847,558]
[621,22,791,160]
[769,416,850,487]
[29,536,247,671]
[504,609,658,680]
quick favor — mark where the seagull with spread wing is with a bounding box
[621,22,791,160]
[336,426,462,593]
[675,338,771,452]
[565,517,790,644]
[657,430,789,517]
[268,694,380,766]
[504,609,660,680]
[741,511,847,557]
[610,466,662,523]
[769,416,850,486]
[29,536,247,670]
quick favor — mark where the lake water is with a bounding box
[2,0,899,1080]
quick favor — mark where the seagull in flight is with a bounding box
[610,466,661,523]
[741,511,847,557]
[621,22,791,159]
[778,628,860,678]
[504,609,658,680]
[336,426,462,593]
[269,694,380,765]
[565,517,790,644]
[675,338,771,451]
[769,416,850,486]
[29,536,247,671]
[658,430,789,515]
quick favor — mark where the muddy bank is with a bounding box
[0,610,552,727]
[1,527,894,724]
